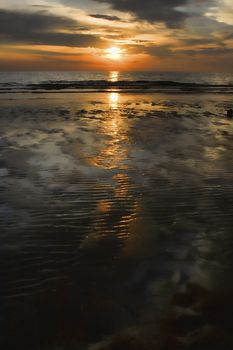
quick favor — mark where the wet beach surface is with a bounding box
[0,92,233,349]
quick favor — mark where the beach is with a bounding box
[0,88,233,349]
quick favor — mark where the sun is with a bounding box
[106,47,122,60]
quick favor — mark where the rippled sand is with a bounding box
[0,92,233,349]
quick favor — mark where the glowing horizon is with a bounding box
[0,0,232,72]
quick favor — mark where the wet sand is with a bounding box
[0,92,233,349]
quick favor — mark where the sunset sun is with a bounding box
[106,47,122,60]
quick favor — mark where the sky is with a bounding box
[0,0,233,71]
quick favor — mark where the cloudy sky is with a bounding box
[0,0,233,71]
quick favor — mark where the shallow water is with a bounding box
[0,92,233,349]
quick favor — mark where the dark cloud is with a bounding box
[183,38,218,45]
[4,46,83,57]
[124,43,173,56]
[0,9,103,47]
[222,31,233,40]
[31,5,53,8]
[197,47,233,55]
[182,37,226,47]
[145,45,173,56]
[89,14,122,21]
[91,0,190,28]
[176,47,233,55]
[0,9,78,32]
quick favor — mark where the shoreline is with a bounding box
[1,88,233,94]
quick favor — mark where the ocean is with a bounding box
[0,71,233,90]
[0,71,233,350]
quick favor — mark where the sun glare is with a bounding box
[106,47,122,60]
[109,71,119,82]
[109,92,119,109]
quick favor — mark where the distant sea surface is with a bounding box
[0,71,232,92]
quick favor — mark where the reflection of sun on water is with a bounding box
[88,90,137,240]
[109,92,119,109]
[108,95,119,135]
[91,91,128,170]
[109,71,119,82]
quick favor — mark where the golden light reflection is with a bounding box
[109,71,119,82]
[97,199,112,213]
[85,95,139,244]
[109,92,119,109]
[90,92,128,171]
[113,173,131,199]
[204,146,225,160]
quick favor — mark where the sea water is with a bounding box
[0,79,233,349]
[0,70,232,87]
